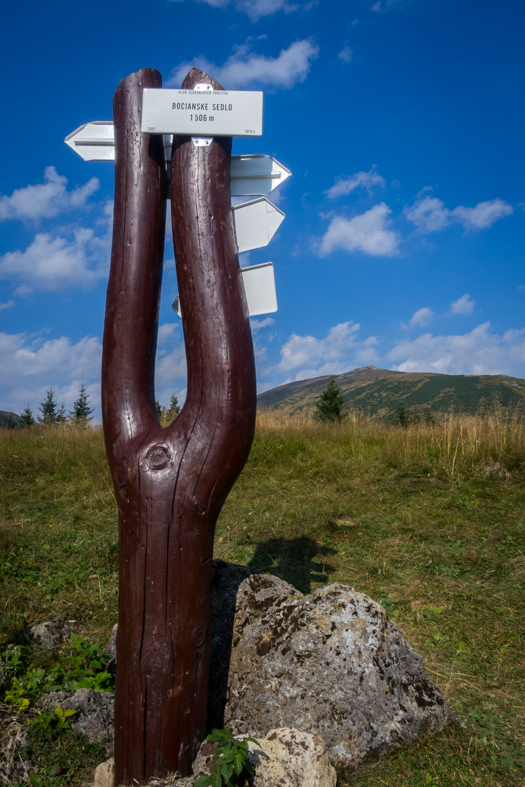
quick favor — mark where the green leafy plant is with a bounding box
[194,729,260,787]
[4,667,45,710]
[1,633,114,713]
[32,706,78,733]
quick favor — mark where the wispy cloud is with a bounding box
[0,203,112,294]
[169,0,317,21]
[338,44,353,63]
[405,194,513,233]
[168,39,319,89]
[325,167,385,199]
[0,167,99,223]
[319,203,400,257]
[405,307,434,328]
[0,300,14,312]
[388,323,525,376]
[450,293,475,315]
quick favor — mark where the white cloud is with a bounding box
[0,206,111,293]
[275,321,365,378]
[170,0,315,20]
[408,307,434,327]
[450,293,475,315]
[338,45,353,63]
[261,322,381,384]
[250,317,275,332]
[388,322,525,376]
[405,194,513,233]
[453,199,513,230]
[404,195,449,232]
[0,300,14,312]
[319,203,400,257]
[168,39,319,90]
[0,332,102,384]
[325,167,385,199]
[0,167,99,222]
[157,322,178,343]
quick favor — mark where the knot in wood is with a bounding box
[145,445,170,471]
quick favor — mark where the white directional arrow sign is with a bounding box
[232,198,285,253]
[64,122,114,161]
[172,262,277,319]
[230,155,291,196]
[64,124,290,197]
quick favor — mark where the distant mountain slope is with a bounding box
[257,366,525,420]
[0,410,21,428]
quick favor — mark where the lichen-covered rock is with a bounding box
[38,688,114,745]
[208,559,300,729]
[223,580,454,769]
[93,758,114,787]
[247,728,337,787]
[27,617,72,650]
[84,563,453,772]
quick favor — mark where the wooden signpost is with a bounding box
[66,65,290,786]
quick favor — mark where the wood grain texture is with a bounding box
[102,67,256,785]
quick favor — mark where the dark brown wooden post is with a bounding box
[102,67,257,785]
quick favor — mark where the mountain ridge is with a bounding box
[257,366,525,420]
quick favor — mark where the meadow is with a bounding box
[0,410,524,786]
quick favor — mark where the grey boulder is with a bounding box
[27,617,72,650]
[38,688,114,745]
[223,577,454,769]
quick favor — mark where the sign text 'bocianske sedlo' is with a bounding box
[141,88,263,137]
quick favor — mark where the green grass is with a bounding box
[0,416,524,786]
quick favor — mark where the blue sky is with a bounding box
[1,0,524,418]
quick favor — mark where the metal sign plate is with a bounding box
[172,262,277,318]
[141,89,263,137]
[64,121,114,161]
[64,127,292,196]
[232,198,285,253]
[230,155,291,196]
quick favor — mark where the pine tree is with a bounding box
[155,400,162,421]
[168,393,180,421]
[314,376,345,422]
[39,388,58,425]
[70,384,94,424]
[19,406,35,427]
[395,402,409,427]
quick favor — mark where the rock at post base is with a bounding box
[191,727,336,787]
[247,727,337,787]
[93,757,114,787]
[92,562,453,773]
[222,575,454,769]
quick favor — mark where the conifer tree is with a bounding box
[168,393,180,421]
[395,401,408,427]
[314,376,345,422]
[70,384,94,424]
[19,406,35,427]
[39,388,58,425]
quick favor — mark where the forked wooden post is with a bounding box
[102,67,257,785]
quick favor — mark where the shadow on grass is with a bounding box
[247,535,337,594]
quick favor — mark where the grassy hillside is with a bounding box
[0,415,524,786]
[0,409,21,428]
[257,366,525,421]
